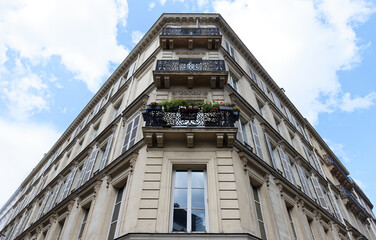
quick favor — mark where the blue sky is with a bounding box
[0,0,375,213]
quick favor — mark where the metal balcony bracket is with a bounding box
[186,133,194,148]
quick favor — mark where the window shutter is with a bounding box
[112,77,121,95]
[312,151,324,176]
[311,176,329,210]
[248,67,258,84]
[285,108,297,128]
[46,182,62,212]
[250,122,264,160]
[328,190,344,223]
[303,145,314,166]
[127,62,136,80]
[230,75,238,91]
[19,210,31,235]
[37,191,50,219]
[81,147,99,184]
[235,121,243,142]
[98,134,114,171]
[260,79,269,96]
[122,115,140,154]
[93,98,104,115]
[296,164,313,199]
[264,133,278,170]
[230,45,235,59]
[277,147,296,185]
[75,157,89,189]
[59,167,77,202]
[271,92,283,112]
[225,40,230,52]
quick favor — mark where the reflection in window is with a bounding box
[171,170,207,232]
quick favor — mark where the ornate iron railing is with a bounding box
[161,28,220,36]
[337,185,367,214]
[142,110,237,127]
[155,60,226,72]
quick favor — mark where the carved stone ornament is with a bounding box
[175,51,206,56]
[130,155,137,174]
[264,174,270,188]
[36,225,42,235]
[241,157,248,173]
[75,197,82,209]
[49,213,58,224]
[93,181,102,197]
[171,89,209,98]
[106,175,112,189]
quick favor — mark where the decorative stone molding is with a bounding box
[106,175,112,189]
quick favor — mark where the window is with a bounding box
[308,218,316,240]
[59,167,77,202]
[275,119,281,135]
[121,114,140,154]
[278,148,297,185]
[56,220,65,240]
[230,74,238,91]
[311,176,329,211]
[248,67,258,84]
[170,170,207,232]
[97,134,114,171]
[92,124,99,140]
[250,121,264,160]
[107,186,125,240]
[77,208,90,240]
[271,92,283,112]
[287,207,297,240]
[296,164,313,199]
[113,105,120,120]
[252,185,267,240]
[289,133,296,149]
[224,40,235,59]
[257,102,264,117]
[264,134,279,170]
[241,121,249,144]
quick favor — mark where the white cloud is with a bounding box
[340,92,376,112]
[160,0,167,5]
[131,30,144,45]
[213,0,375,124]
[353,178,366,189]
[149,2,156,10]
[197,0,209,8]
[0,118,61,208]
[325,138,352,163]
[1,60,49,121]
[0,0,129,92]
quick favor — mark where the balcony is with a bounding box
[160,28,221,50]
[153,60,228,89]
[142,109,237,148]
[324,154,352,190]
[337,185,369,221]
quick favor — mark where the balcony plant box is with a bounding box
[147,104,162,110]
[219,105,233,111]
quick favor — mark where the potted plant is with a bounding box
[219,102,235,111]
[233,106,240,120]
[147,101,162,110]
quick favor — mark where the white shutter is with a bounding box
[271,92,283,112]
[259,79,269,96]
[234,121,243,142]
[82,115,89,129]
[285,108,297,128]
[98,134,114,171]
[112,77,121,95]
[122,115,140,154]
[296,164,313,199]
[59,167,77,202]
[230,45,235,59]
[93,99,103,116]
[264,134,278,170]
[225,40,230,52]
[45,182,62,212]
[328,189,344,223]
[303,145,314,166]
[250,122,264,160]
[248,67,257,84]
[126,62,136,80]
[76,157,89,189]
[312,151,324,176]
[81,147,99,184]
[19,210,31,235]
[37,191,50,219]
[278,147,296,185]
[311,176,329,210]
[230,75,238,91]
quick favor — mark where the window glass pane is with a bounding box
[175,171,188,188]
[191,209,205,232]
[255,203,262,220]
[107,223,116,240]
[192,189,205,208]
[191,171,204,188]
[111,204,120,222]
[173,209,187,231]
[259,222,267,239]
[174,189,187,208]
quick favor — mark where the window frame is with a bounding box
[169,169,209,233]
[107,185,125,240]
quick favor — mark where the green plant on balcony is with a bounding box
[160,98,188,112]
[147,101,162,110]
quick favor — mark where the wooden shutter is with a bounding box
[271,92,283,112]
[248,67,257,84]
[311,176,329,210]
[250,122,264,160]
[46,182,62,212]
[303,145,314,166]
[285,108,297,128]
[98,134,114,171]
[59,167,77,202]
[264,134,278,170]
[75,157,89,189]
[112,77,121,95]
[278,147,296,185]
[127,62,136,80]
[122,115,140,154]
[81,147,99,184]
[328,190,344,223]
[296,164,313,199]
[225,40,230,53]
[312,151,324,176]
[234,121,243,142]
[37,191,50,219]
[260,79,269,96]
[93,98,104,115]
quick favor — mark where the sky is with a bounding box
[0,0,375,214]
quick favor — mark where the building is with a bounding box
[0,13,375,240]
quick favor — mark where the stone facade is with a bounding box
[0,13,375,240]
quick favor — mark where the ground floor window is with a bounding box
[170,170,207,232]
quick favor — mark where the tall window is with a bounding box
[308,218,316,240]
[56,220,65,240]
[77,208,90,240]
[171,170,207,232]
[252,186,267,240]
[230,75,238,92]
[121,114,140,154]
[287,206,297,240]
[107,186,125,240]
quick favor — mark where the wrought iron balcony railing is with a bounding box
[337,185,369,217]
[161,28,220,36]
[142,109,237,127]
[155,60,226,73]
